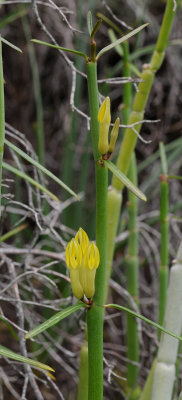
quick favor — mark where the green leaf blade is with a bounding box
[87,11,93,36]
[97,23,149,60]
[105,304,182,342]
[31,39,87,59]
[0,345,54,372]
[104,160,147,201]
[25,301,86,339]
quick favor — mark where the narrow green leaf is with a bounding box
[31,39,87,59]
[104,160,147,201]
[0,344,54,372]
[5,139,80,200]
[2,161,60,202]
[1,37,22,53]
[105,304,182,342]
[87,11,93,37]
[108,29,123,57]
[90,19,102,40]
[97,23,149,59]
[25,301,86,339]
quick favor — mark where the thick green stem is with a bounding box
[126,153,139,387]
[105,0,179,300]
[151,242,182,400]
[86,61,108,400]
[0,37,5,217]
[158,161,169,331]
[122,41,139,389]
[112,0,179,191]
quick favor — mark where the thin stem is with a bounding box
[86,60,108,400]
[0,36,5,217]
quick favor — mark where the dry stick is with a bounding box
[105,0,180,301]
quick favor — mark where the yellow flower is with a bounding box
[98,97,111,155]
[65,229,100,300]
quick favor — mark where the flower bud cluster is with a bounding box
[98,97,120,159]
[65,228,100,300]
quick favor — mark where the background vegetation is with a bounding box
[0,0,182,399]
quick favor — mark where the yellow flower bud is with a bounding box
[98,97,111,155]
[65,239,84,299]
[81,242,100,299]
[65,239,82,269]
[65,230,100,300]
[84,242,100,271]
[108,117,120,154]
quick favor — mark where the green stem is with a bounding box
[105,0,179,298]
[126,153,139,388]
[158,143,169,333]
[0,36,5,217]
[151,242,182,400]
[22,16,45,166]
[112,0,179,191]
[86,60,108,400]
[122,41,139,388]
[77,340,88,400]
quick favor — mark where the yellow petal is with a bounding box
[65,239,82,269]
[75,228,89,254]
[84,242,100,270]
